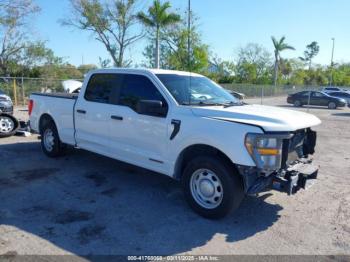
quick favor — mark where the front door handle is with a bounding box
[77,109,86,114]
[111,115,123,121]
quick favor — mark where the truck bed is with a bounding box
[30,92,78,145]
[31,92,78,100]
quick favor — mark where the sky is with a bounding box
[34,0,350,67]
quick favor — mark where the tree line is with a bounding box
[1,0,349,87]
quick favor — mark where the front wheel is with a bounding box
[328,102,337,109]
[182,156,244,219]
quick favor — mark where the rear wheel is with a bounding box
[0,114,18,138]
[328,102,337,109]
[182,156,244,219]
[40,120,65,157]
[294,100,302,107]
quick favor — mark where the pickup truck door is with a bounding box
[108,73,171,174]
[74,74,121,155]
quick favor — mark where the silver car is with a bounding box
[0,89,13,115]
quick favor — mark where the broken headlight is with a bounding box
[245,133,292,172]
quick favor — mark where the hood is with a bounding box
[191,104,321,132]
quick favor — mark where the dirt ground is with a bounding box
[0,97,349,256]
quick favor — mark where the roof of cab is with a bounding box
[88,68,203,77]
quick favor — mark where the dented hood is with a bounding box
[191,104,321,132]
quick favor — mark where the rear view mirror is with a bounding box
[137,100,168,117]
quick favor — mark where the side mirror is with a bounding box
[137,100,168,117]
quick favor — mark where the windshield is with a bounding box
[156,74,240,106]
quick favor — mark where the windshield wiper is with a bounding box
[181,101,243,107]
[181,101,223,106]
[223,101,243,108]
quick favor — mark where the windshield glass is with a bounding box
[156,74,240,106]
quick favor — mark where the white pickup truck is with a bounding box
[29,69,321,219]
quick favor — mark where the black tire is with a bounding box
[328,101,337,109]
[40,120,65,157]
[182,155,244,219]
[0,114,19,138]
[294,100,302,107]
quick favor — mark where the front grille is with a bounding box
[282,129,308,167]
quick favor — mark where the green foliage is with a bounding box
[137,0,181,68]
[64,0,143,67]
[0,0,40,75]
[271,36,295,86]
[234,43,273,84]
[299,41,320,69]
[142,11,208,73]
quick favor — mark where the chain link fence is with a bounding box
[0,77,83,106]
[0,76,324,107]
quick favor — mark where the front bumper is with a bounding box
[0,102,13,115]
[238,159,318,195]
[238,128,319,195]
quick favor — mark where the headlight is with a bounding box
[245,133,292,172]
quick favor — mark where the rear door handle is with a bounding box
[111,115,123,121]
[77,109,86,114]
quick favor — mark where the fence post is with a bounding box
[13,78,17,106]
[260,85,264,105]
[21,76,25,105]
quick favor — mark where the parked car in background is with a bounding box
[327,91,350,105]
[0,89,13,115]
[287,91,347,109]
[322,86,350,93]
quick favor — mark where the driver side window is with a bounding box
[119,74,168,113]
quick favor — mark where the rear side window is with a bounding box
[119,74,167,111]
[300,91,310,97]
[85,74,121,104]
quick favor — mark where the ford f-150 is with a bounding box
[29,69,321,218]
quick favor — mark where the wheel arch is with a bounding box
[173,144,239,181]
[39,113,57,134]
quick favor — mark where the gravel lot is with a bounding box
[0,97,349,256]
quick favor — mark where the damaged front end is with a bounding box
[238,128,319,195]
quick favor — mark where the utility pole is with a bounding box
[330,38,335,86]
[187,0,191,71]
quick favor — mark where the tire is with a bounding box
[182,155,244,219]
[328,102,337,109]
[0,114,18,138]
[40,120,65,157]
[294,100,302,107]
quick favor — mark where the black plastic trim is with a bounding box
[170,119,181,140]
[32,92,78,100]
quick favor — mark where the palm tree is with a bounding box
[271,36,295,86]
[137,0,181,69]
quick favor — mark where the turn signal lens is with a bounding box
[257,148,280,155]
